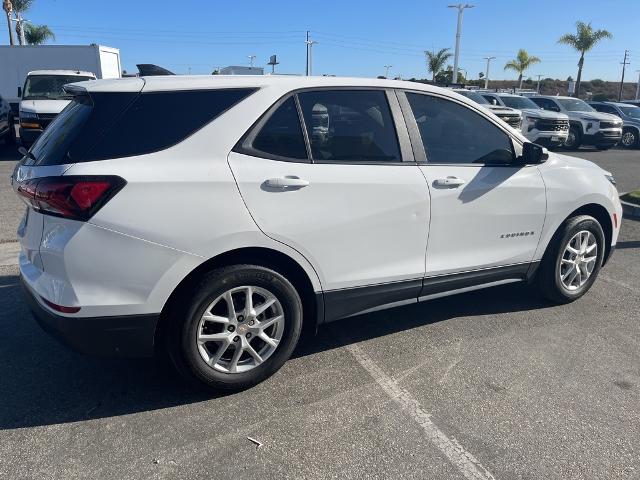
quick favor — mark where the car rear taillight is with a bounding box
[16,176,126,221]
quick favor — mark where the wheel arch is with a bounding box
[156,247,323,352]
[549,203,613,265]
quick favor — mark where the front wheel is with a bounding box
[563,126,582,150]
[621,128,639,149]
[168,265,303,392]
[536,215,605,304]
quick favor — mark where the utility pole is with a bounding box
[636,70,640,100]
[248,55,256,67]
[3,0,15,46]
[384,65,392,78]
[448,3,474,84]
[305,31,317,76]
[535,74,543,92]
[619,49,630,101]
[483,56,495,89]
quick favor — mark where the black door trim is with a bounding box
[321,262,539,323]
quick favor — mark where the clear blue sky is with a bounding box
[4,0,639,81]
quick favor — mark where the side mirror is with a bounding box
[520,142,549,165]
[17,86,22,98]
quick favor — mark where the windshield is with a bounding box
[23,75,94,100]
[455,90,489,105]
[556,98,595,112]
[500,96,540,110]
[620,106,640,119]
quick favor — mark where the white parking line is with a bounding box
[0,242,20,267]
[345,342,496,480]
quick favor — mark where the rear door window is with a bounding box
[250,97,308,160]
[297,90,402,163]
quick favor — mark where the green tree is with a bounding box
[504,49,541,89]
[11,0,33,45]
[24,23,54,44]
[425,48,452,83]
[3,0,15,45]
[558,21,612,98]
[435,65,465,85]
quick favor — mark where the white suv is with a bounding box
[481,93,569,147]
[12,76,622,391]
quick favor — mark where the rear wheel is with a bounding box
[168,265,303,392]
[621,128,639,149]
[563,126,582,150]
[537,215,605,304]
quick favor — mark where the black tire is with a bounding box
[621,127,639,149]
[536,215,605,304]
[167,264,303,392]
[563,126,582,150]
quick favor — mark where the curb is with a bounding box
[621,200,640,219]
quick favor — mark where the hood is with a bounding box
[519,108,568,120]
[484,105,521,116]
[567,110,621,123]
[548,152,609,174]
[19,99,72,115]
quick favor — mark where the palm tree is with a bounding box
[558,21,612,98]
[504,49,541,89]
[11,0,33,45]
[3,0,15,45]
[425,48,452,83]
[24,23,53,44]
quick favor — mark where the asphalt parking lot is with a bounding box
[0,141,638,479]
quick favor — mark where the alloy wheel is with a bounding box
[196,286,285,373]
[621,131,636,148]
[559,230,598,291]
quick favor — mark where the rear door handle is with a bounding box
[433,176,465,188]
[265,176,310,189]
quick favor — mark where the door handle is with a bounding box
[433,176,465,188]
[265,176,310,189]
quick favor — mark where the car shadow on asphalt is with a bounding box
[0,271,552,430]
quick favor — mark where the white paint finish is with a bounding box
[345,342,496,480]
[421,164,546,276]
[229,152,430,290]
[533,154,622,260]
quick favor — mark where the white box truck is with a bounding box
[0,44,121,145]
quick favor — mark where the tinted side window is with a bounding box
[298,90,401,163]
[531,97,559,112]
[84,88,255,161]
[251,97,307,159]
[406,93,514,165]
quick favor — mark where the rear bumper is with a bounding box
[21,276,159,358]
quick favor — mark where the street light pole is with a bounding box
[384,65,392,78]
[448,3,474,84]
[305,31,317,76]
[635,70,640,100]
[483,56,495,89]
[535,74,543,92]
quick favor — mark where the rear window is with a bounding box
[24,88,256,166]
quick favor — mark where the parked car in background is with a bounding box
[621,100,640,108]
[451,89,523,131]
[529,96,622,150]
[12,76,621,391]
[588,101,640,149]
[19,70,96,148]
[0,93,11,143]
[482,92,569,147]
